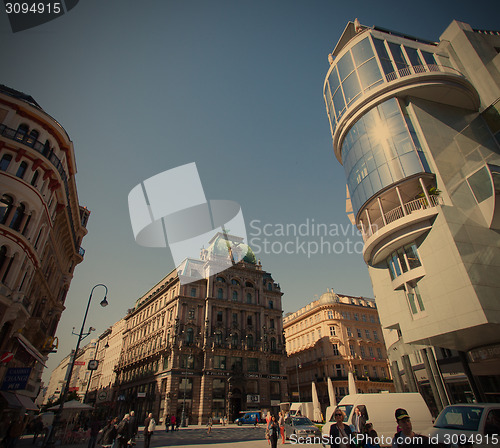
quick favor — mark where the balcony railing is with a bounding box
[0,123,83,254]
[385,64,460,82]
[365,195,440,238]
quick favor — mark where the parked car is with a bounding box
[234,411,261,425]
[428,404,500,447]
[285,416,321,440]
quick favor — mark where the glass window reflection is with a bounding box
[337,51,355,81]
[352,38,374,67]
[357,58,383,90]
[343,72,361,104]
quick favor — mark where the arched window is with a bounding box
[0,195,14,225]
[268,283,273,291]
[245,281,253,288]
[231,279,240,285]
[247,315,253,326]
[43,140,51,157]
[215,331,223,345]
[247,334,254,349]
[270,337,277,352]
[232,291,238,302]
[16,162,28,179]
[15,124,29,142]
[216,276,226,283]
[0,154,12,171]
[186,328,194,344]
[217,288,223,299]
[31,170,39,187]
[246,293,252,304]
[10,203,25,231]
[26,130,39,147]
[232,333,238,347]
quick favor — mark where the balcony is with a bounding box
[359,176,441,265]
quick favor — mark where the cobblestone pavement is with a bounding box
[17,424,324,448]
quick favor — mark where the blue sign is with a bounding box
[1,367,31,391]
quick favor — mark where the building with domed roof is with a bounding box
[283,290,394,409]
[113,232,288,424]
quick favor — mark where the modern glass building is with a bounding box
[324,21,500,407]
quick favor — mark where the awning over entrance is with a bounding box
[15,334,46,367]
[0,391,38,410]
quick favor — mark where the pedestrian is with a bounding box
[116,414,130,448]
[143,413,155,448]
[278,411,286,444]
[32,416,44,445]
[353,406,366,436]
[164,414,169,433]
[328,408,353,448]
[98,418,118,448]
[128,411,138,445]
[207,414,213,434]
[363,423,381,448]
[3,416,25,448]
[392,408,432,448]
[267,415,279,448]
[170,414,176,432]
[88,418,101,448]
[223,415,228,426]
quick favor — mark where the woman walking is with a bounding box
[267,414,279,448]
[278,411,286,444]
[98,418,118,448]
[328,409,353,448]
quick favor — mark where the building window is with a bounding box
[215,332,223,345]
[0,154,12,171]
[15,124,29,141]
[190,288,196,297]
[231,333,238,348]
[31,170,39,187]
[377,348,382,359]
[269,300,274,309]
[181,354,194,369]
[405,283,425,316]
[328,310,334,319]
[26,129,39,146]
[357,329,362,338]
[231,357,242,371]
[349,344,356,356]
[270,337,277,351]
[0,195,14,225]
[354,313,359,321]
[368,347,374,358]
[247,315,252,326]
[373,330,379,341]
[188,308,195,319]
[332,344,339,356]
[360,346,366,357]
[329,326,336,337]
[245,281,254,288]
[217,311,223,322]
[16,161,28,179]
[216,276,226,283]
[387,243,422,280]
[365,329,371,339]
[214,355,226,370]
[232,291,238,301]
[362,314,367,322]
[369,315,375,323]
[232,313,238,325]
[347,327,352,337]
[246,293,252,304]
[248,358,258,372]
[270,319,275,329]
[247,334,254,349]
[231,279,240,286]
[9,203,25,231]
[185,328,194,344]
[269,361,280,374]
[217,288,223,299]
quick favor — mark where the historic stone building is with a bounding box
[284,290,394,412]
[114,232,288,424]
[0,85,89,410]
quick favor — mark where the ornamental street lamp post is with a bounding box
[295,356,302,402]
[44,284,108,448]
[181,351,193,427]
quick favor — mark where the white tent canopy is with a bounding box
[48,400,94,411]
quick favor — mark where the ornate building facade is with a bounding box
[0,85,89,410]
[284,290,394,411]
[114,233,288,424]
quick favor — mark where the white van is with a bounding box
[322,393,433,446]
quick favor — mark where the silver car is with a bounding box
[428,404,500,447]
[284,416,322,440]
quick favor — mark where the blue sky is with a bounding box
[1,0,498,382]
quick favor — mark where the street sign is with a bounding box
[0,352,14,363]
[1,367,31,391]
[98,391,107,401]
[88,360,99,370]
[74,361,85,366]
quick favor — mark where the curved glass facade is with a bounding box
[341,98,432,214]
[324,35,442,136]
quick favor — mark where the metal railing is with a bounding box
[0,124,83,255]
[365,195,440,238]
[385,64,460,82]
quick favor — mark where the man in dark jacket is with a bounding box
[128,411,138,444]
[143,413,154,448]
[98,418,118,448]
[116,414,130,448]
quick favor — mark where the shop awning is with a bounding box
[16,393,39,411]
[15,334,46,367]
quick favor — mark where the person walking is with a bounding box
[143,413,155,448]
[392,409,432,448]
[128,411,138,445]
[98,418,118,448]
[328,408,353,448]
[363,423,381,448]
[164,414,169,433]
[278,411,286,444]
[170,414,176,432]
[32,416,44,445]
[206,414,213,434]
[116,414,130,448]
[267,415,279,448]
[88,418,101,448]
